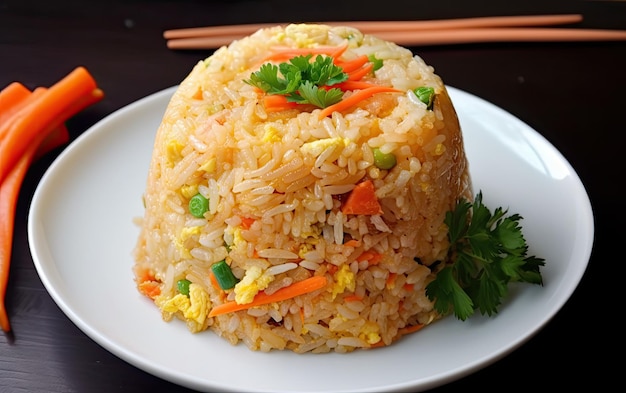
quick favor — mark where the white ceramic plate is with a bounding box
[28,86,593,393]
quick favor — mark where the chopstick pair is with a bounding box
[163,14,626,50]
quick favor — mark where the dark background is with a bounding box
[1,0,624,391]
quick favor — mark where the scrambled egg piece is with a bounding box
[300,137,347,157]
[173,226,202,258]
[159,283,211,327]
[332,264,356,299]
[166,139,185,165]
[234,266,274,304]
[359,321,382,345]
[262,125,282,143]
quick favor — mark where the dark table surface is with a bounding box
[1,0,623,392]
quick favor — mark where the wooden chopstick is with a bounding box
[166,27,626,49]
[163,14,584,39]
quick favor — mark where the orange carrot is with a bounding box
[333,80,381,91]
[138,280,161,299]
[335,55,370,73]
[343,294,363,302]
[0,82,31,126]
[318,86,400,119]
[240,216,256,230]
[263,94,299,112]
[356,250,383,264]
[0,67,99,184]
[209,271,221,290]
[33,124,70,161]
[0,145,37,332]
[341,179,383,215]
[208,275,328,317]
[0,68,103,332]
[347,62,374,81]
[0,87,48,142]
[343,239,361,248]
[261,43,348,63]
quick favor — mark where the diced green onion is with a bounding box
[211,260,239,290]
[177,279,192,296]
[189,193,209,218]
[372,147,397,170]
[414,86,435,109]
[368,54,384,71]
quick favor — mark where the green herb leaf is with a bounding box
[426,191,545,320]
[244,54,348,109]
[293,80,344,107]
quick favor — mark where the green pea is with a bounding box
[189,193,209,218]
[373,147,397,170]
[177,279,192,296]
[414,86,435,109]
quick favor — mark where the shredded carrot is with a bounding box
[318,86,400,119]
[333,80,381,91]
[209,271,221,290]
[403,283,414,292]
[343,294,363,302]
[241,216,255,230]
[262,44,348,63]
[341,179,383,215]
[263,94,299,112]
[386,272,397,288]
[356,250,383,264]
[208,275,328,317]
[347,62,374,81]
[343,239,361,248]
[0,67,100,184]
[138,281,161,299]
[335,55,370,73]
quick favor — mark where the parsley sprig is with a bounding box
[426,191,545,321]
[245,54,348,108]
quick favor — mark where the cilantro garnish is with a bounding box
[245,54,348,108]
[426,191,545,321]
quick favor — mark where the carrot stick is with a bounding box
[318,86,400,118]
[0,82,31,125]
[0,142,39,332]
[341,179,383,215]
[208,275,328,317]
[0,69,103,332]
[0,67,99,184]
[0,87,47,141]
[33,124,70,161]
